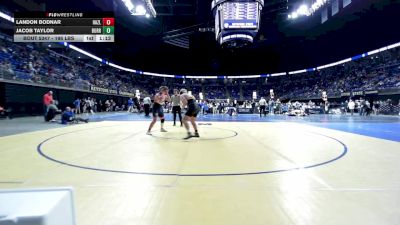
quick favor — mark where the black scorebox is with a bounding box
[14,12,115,42]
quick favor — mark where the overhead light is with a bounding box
[135,5,147,16]
[122,0,134,12]
[297,5,309,15]
[0,11,13,22]
[289,0,327,20]
[311,3,318,10]
[121,0,156,18]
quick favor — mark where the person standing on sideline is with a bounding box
[43,91,54,121]
[269,98,275,115]
[324,100,330,114]
[259,97,267,117]
[86,97,95,115]
[127,98,134,113]
[147,86,171,135]
[365,100,371,116]
[93,98,98,112]
[212,102,218,114]
[143,95,151,117]
[373,101,380,115]
[73,98,81,114]
[276,99,282,114]
[348,99,355,116]
[105,100,110,112]
[171,89,183,126]
[359,98,365,116]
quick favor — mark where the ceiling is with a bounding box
[3,0,400,75]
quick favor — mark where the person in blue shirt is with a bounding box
[202,101,209,115]
[73,98,81,114]
[127,98,134,113]
[198,102,203,113]
[61,107,88,125]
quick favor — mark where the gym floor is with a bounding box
[1,113,399,225]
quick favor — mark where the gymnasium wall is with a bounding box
[0,81,129,116]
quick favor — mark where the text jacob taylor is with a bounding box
[16,28,55,34]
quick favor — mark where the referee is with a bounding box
[259,97,267,117]
[171,89,183,126]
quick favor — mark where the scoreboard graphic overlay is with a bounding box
[14,12,115,42]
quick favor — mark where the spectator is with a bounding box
[43,90,54,121]
[348,99,355,116]
[127,98,134,113]
[61,107,88,124]
[45,104,60,122]
[143,96,151,117]
[73,98,81,114]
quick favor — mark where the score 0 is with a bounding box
[103,18,114,26]
[102,17,115,35]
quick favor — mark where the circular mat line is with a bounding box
[36,126,348,177]
[149,127,238,141]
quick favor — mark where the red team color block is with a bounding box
[102,18,115,26]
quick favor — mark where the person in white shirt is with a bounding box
[259,97,267,117]
[86,97,95,115]
[171,89,183,126]
[143,96,151,117]
[348,99,355,116]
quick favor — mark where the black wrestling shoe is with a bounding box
[183,133,193,140]
[193,132,200,138]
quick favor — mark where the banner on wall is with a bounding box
[90,86,109,94]
[341,90,379,97]
[119,91,135,97]
[90,85,135,97]
[109,89,118,95]
[364,90,379,95]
